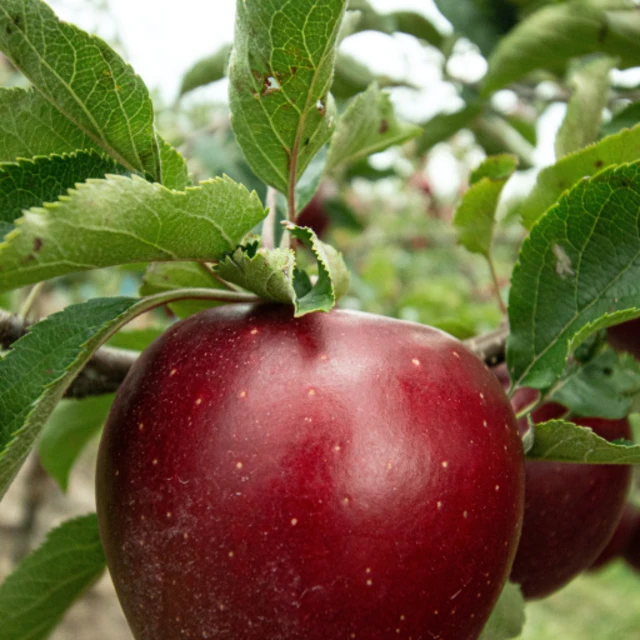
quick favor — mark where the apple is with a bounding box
[590,504,640,571]
[296,194,330,238]
[623,507,640,572]
[493,365,632,599]
[96,304,525,640]
[608,318,640,359]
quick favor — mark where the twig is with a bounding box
[463,322,509,367]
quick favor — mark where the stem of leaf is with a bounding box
[198,262,239,292]
[288,139,300,224]
[488,257,507,316]
[262,187,278,251]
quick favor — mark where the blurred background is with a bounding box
[1,0,640,638]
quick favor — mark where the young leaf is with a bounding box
[519,123,640,229]
[555,56,616,159]
[478,582,525,640]
[526,419,640,464]
[326,83,421,172]
[0,288,256,499]
[390,11,443,48]
[0,88,189,191]
[0,151,128,233]
[507,162,640,390]
[454,154,518,259]
[0,174,266,293]
[550,349,640,420]
[0,0,161,179]
[483,3,640,95]
[38,394,115,492]
[216,226,350,316]
[416,103,483,155]
[179,44,233,97]
[0,514,105,640]
[228,0,346,194]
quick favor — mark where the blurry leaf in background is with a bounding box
[434,0,519,57]
[602,101,640,136]
[478,581,525,640]
[471,116,536,169]
[179,43,233,97]
[140,262,225,319]
[555,56,616,158]
[229,0,346,194]
[483,2,640,95]
[550,350,640,420]
[508,162,640,390]
[0,174,266,293]
[390,11,444,48]
[39,394,115,492]
[454,154,518,259]
[107,327,165,352]
[416,103,483,155]
[0,0,161,180]
[327,83,421,173]
[0,514,106,640]
[0,151,129,236]
[519,123,640,229]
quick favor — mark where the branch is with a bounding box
[0,309,509,398]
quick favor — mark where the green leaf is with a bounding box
[0,88,188,191]
[527,419,640,463]
[454,154,518,259]
[331,52,376,100]
[0,514,105,640]
[507,162,640,390]
[106,327,164,351]
[216,226,350,316]
[550,349,640,419]
[0,0,161,179]
[602,101,640,137]
[519,124,640,229]
[479,582,525,640]
[0,151,128,234]
[434,0,518,57]
[556,56,616,158]
[179,44,233,97]
[140,262,224,318]
[0,87,94,162]
[0,288,251,499]
[416,103,483,155]
[0,174,266,293]
[483,2,640,95]
[326,83,421,172]
[228,0,346,194]
[38,394,115,491]
[471,116,536,169]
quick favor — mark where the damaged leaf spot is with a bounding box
[316,99,326,116]
[553,244,575,279]
[262,76,281,95]
[378,120,389,134]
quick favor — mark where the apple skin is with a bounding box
[608,318,640,359]
[493,367,632,599]
[96,304,525,640]
[590,504,640,571]
[623,508,640,572]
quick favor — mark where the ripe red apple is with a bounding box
[608,318,640,359]
[493,366,632,599]
[590,504,640,571]
[96,304,524,640]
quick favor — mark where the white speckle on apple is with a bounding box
[291,518,298,526]
[170,368,177,377]
[138,422,144,431]
[239,391,247,398]
[228,551,234,558]
[308,389,316,397]
[495,485,500,491]
[366,579,373,586]
[463,511,468,519]
[250,328,258,335]
[441,461,449,468]
[334,445,341,452]
[195,398,203,405]
[152,459,158,465]
[479,393,484,400]
[437,501,443,509]
[482,420,487,427]
[452,351,460,358]
[236,461,244,470]
[166,512,172,518]
[411,358,420,366]
[114,470,119,476]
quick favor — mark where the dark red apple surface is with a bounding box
[608,318,640,359]
[296,194,330,238]
[590,504,640,571]
[96,304,525,640]
[623,508,640,572]
[495,369,632,599]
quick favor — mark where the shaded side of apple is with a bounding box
[623,508,640,572]
[608,318,640,359]
[503,374,632,599]
[590,503,640,571]
[97,305,524,640]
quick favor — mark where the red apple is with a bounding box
[96,304,524,640]
[493,366,632,599]
[590,504,640,571]
[608,318,640,359]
